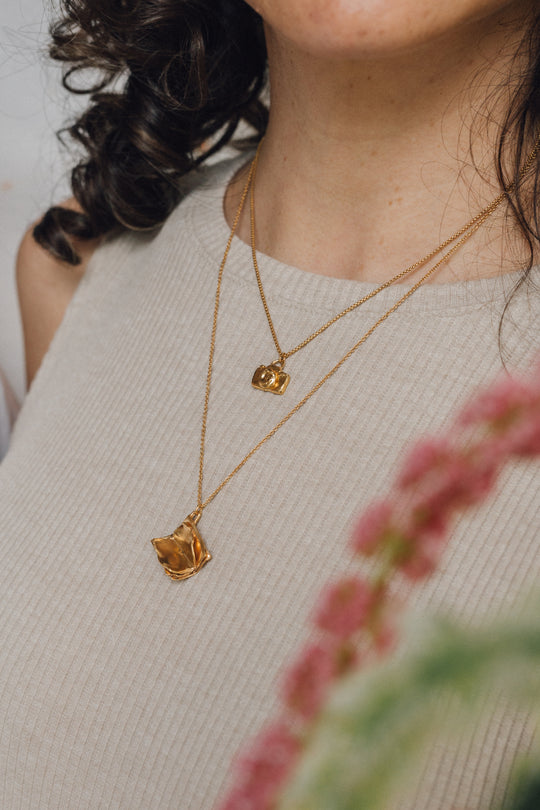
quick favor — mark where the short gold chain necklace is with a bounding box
[249,140,533,393]
[151,139,540,580]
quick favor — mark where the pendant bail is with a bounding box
[189,507,202,525]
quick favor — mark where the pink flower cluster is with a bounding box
[217,357,540,810]
[220,724,301,810]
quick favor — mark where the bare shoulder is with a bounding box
[16,198,101,389]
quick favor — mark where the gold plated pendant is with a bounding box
[252,362,290,395]
[151,512,211,580]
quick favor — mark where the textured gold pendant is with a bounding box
[151,513,211,580]
[252,362,290,395]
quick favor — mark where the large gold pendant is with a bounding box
[252,362,290,395]
[151,512,211,580]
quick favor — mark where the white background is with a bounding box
[0,0,80,401]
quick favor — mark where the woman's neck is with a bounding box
[226,5,534,284]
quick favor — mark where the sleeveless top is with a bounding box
[0,156,539,809]
[0,367,18,461]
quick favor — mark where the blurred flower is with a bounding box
[396,533,445,582]
[314,575,377,640]
[398,437,454,489]
[282,640,343,722]
[458,374,537,430]
[218,356,540,810]
[350,499,395,556]
[219,723,301,810]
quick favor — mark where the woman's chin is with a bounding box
[254,0,529,62]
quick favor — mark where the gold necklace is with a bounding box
[151,139,540,580]
[249,141,534,393]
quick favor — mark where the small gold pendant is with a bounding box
[252,362,290,395]
[151,512,211,580]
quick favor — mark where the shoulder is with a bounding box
[16,198,101,389]
[16,156,246,390]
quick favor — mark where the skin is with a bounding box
[16,199,101,388]
[245,0,528,58]
[225,0,537,284]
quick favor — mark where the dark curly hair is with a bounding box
[33,0,540,344]
[33,0,267,264]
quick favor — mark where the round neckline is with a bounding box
[188,153,533,317]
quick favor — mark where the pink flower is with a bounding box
[397,533,445,581]
[458,375,538,430]
[219,722,301,810]
[404,448,499,540]
[314,576,378,639]
[219,356,540,810]
[398,438,453,489]
[392,445,500,580]
[503,413,540,457]
[461,452,500,504]
[350,500,394,557]
[282,640,343,722]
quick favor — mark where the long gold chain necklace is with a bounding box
[151,139,540,581]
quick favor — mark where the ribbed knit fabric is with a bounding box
[0,156,539,810]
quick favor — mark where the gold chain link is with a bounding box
[249,138,540,363]
[195,137,540,516]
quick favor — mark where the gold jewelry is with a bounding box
[249,140,538,393]
[151,138,540,580]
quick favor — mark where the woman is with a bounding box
[1,1,539,807]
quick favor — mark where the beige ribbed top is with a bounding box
[0,156,539,810]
